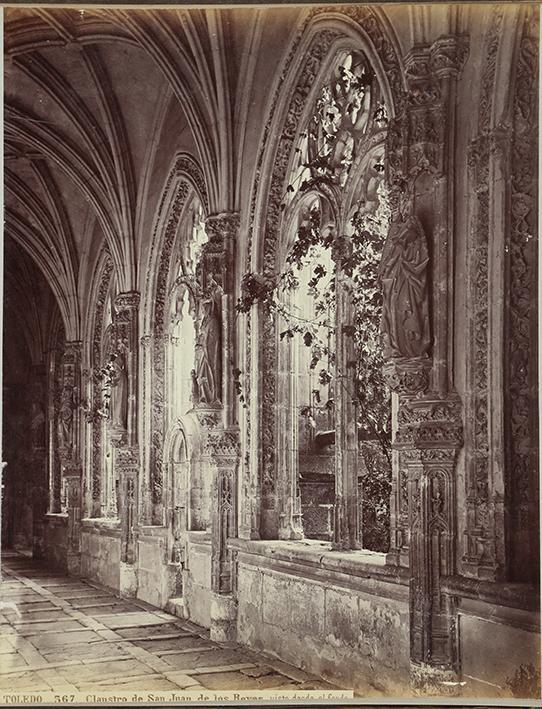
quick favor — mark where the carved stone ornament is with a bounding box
[91,256,114,506]
[115,446,139,468]
[205,430,241,459]
[114,291,140,314]
[378,215,431,361]
[430,35,470,78]
[395,395,463,450]
[383,357,431,397]
[193,410,221,429]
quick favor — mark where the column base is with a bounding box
[119,561,138,598]
[410,662,462,696]
[210,593,237,644]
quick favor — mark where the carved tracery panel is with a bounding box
[90,256,114,516]
[505,7,539,582]
[146,155,208,524]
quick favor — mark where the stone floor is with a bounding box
[0,552,338,693]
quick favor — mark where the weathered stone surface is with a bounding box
[0,557,319,694]
[460,613,541,689]
[324,588,359,648]
[96,611,168,629]
[161,647,253,671]
[58,657,150,683]
[139,635,212,652]
[29,629,100,649]
[115,622,184,638]
[198,670,288,690]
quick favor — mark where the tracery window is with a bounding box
[168,198,207,421]
[278,48,392,550]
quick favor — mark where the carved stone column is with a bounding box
[332,236,359,550]
[505,10,539,583]
[64,462,82,576]
[110,293,140,596]
[115,446,139,597]
[464,128,511,581]
[206,429,240,644]
[198,213,242,632]
[139,333,153,526]
[57,342,83,574]
[393,382,463,689]
[383,34,468,691]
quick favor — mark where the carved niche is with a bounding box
[109,291,139,446]
[147,157,212,525]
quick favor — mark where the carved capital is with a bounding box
[430,35,469,78]
[404,46,432,82]
[115,445,139,472]
[395,395,463,452]
[204,212,240,244]
[109,429,129,448]
[383,357,431,396]
[114,291,140,315]
[404,46,440,106]
[205,430,241,459]
[193,409,221,429]
[62,341,82,364]
[398,396,462,426]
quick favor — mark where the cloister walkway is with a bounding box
[0,552,337,694]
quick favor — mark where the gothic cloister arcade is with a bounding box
[2,3,540,699]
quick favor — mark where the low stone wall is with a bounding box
[137,526,173,608]
[43,513,68,572]
[230,539,410,694]
[183,532,212,629]
[80,519,121,591]
[442,576,541,697]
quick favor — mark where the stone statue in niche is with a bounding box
[194,276,223,406]
[378,215,431,360]
[57,385,75,451]
[109,341,128,430]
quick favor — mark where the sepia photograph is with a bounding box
[0,1,540,705]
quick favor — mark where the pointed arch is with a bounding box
[139,152,208,523]
[241,6,404,539]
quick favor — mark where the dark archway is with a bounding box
[2,236,63,557]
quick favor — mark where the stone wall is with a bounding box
[183,532,212,629]
[137,526,174,608]
[80,520,121,591]
[232,540,410,694]
[459,609,540,697]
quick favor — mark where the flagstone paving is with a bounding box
[0,553,337,693]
